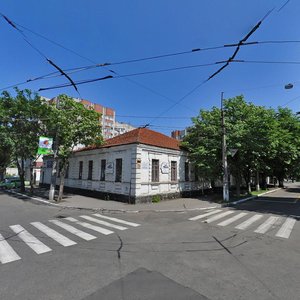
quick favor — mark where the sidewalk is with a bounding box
[10,188,222,212]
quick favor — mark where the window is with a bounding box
[171,161,177,181]
[152,159,159,182]
[115,158,122,182]
[100,159,106,181]
[185,162,189,181]
[88,160,93,180]
[79,161,83,179]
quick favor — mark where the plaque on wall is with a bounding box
[160,162,169,174]
[106,162,114,174]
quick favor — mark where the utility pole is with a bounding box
[221,92,229,202]
[49,97,60,201]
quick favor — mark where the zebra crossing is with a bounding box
[189,209,297,240]
[0,213,140,265]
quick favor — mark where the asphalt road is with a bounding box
[0,186,299,300]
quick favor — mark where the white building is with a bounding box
[113,121,136,137]
[41,128,205,204]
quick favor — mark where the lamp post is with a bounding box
[221,92,229,202]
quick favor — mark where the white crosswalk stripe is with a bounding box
[31,222,77,247]
[254,216,281,234]
[235,214,263,230]
[49,220,97,241]
[64,217,114,235]
[217,212,248,226]
[9,224,52,254]
[204,211,235,223]
[80,215,127,230]
[276,217,297,239]
[0,213,140,265]
[93,214,140,227]
[189,209,222,221]
[0,233,21,264]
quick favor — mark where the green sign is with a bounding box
[38,136,53,155]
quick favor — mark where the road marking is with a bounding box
[93,214,140,227]
[189,209,222,221]
[80,215,127,230]
[49,220,97,241]
[217,212,248,226]
[31,222,77,247]
[9,225,52,254]
[204,211,235,223]
[276,217,297,239]
[235,214,263,230]
[0,233,21,264]
[64,217,114,235]
[254,216,281,234]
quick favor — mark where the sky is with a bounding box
[1,0,300,135]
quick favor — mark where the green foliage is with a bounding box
[184,95,300,192]
[45,94,103,163]
[152,195,161,203]
[0,90,104,192]
[0,89,49,188]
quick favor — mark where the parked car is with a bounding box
[0,178,21,189]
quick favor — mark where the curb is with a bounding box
[223,187,282,206]
[6,190,219,213]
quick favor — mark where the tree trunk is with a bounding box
[255,170,260,191]
[16,158,25,192]
[0,167,5,181]
[57,166,66,202]
[29,159,34,195]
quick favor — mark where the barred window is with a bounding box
[100,159,106,181]
[185,162,189,181]
[171,161,177,181]
[79,161,83,179]
[115,159,122,182]
[152,159,159,182]
[88,160,93,180]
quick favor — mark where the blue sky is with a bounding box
[1,0,300,135]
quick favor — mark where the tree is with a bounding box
[267,107,300,187]
[184,95,300,198]
[0,89,48,191]
[46,95,103,202]
[183,107,222,187]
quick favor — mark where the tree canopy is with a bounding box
[183,95,300,195]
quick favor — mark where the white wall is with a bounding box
[41,143,203,199]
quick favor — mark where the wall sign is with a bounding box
[106,162,114,174]
[160,162,169,174]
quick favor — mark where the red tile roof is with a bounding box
[77,128,181,152]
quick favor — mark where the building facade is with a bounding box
[41,128,205,204]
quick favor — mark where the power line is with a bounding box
[116,115,191,119]
[145,8,275,127]
[0,12,80,96]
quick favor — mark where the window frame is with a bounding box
[185,162,190,181]
[115,158,122,182]
[151,159,159,182]
[100,159,106,181]
[88,160,93,180]
[171,161,177,182]
[78,161,83,180]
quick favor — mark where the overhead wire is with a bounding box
[0,12,80,96]
[145,7,275,127]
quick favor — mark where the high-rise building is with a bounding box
[78,99,116,139]
[171,129,187,141]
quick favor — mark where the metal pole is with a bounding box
[49,97,60,201]
[221,92,229,201]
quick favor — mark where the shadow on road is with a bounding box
[228,182,300,219]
